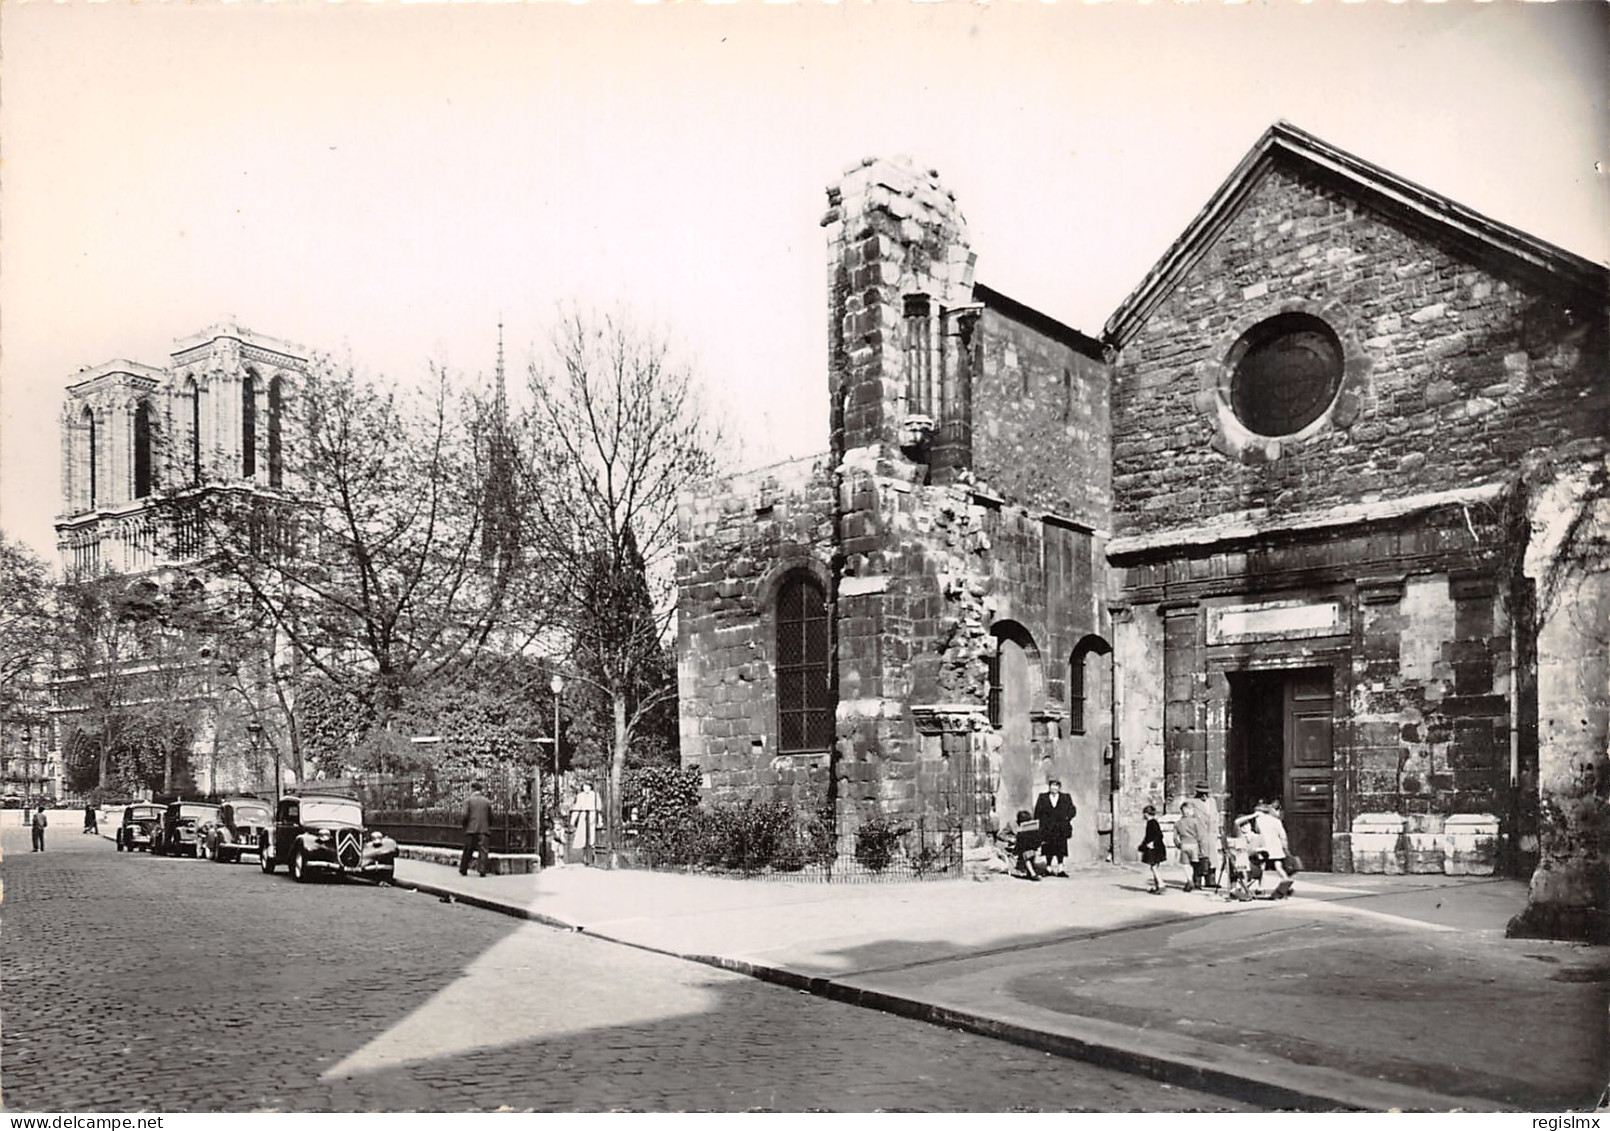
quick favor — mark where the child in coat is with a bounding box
[1138,805,1167,894]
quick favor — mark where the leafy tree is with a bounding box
[295,677,370,779]
[0,534,54,793]
[53,570,217,796]
[0,534,54,718]
[55,572,149,789]
[522,307,722,853]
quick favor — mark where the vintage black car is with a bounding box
[259,793,394,883]
[151,801,220,858]
[115,803,164,852]
[200,797,272,863]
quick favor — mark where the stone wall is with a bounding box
[1510,450,1610,942]
[1112,163,1607,539]
[676,454,836,806]
[971,292,1111,529]
[1113,497,1523,875]
[824,473,1107,854]
[1113,604,1166,862]
[1106,156,1604,878]
[679,155,1115,858]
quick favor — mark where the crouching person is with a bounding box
[998,810,1044,882]
[361,828,399,882]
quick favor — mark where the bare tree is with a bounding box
[523,307,722,852]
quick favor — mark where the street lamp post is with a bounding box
[247,722,270,805]
[21,728,32,822]
[550,673,564,854]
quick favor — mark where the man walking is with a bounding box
[460,781,493,877]
[30,805,48,852]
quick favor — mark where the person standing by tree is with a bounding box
[459,780,493,877]
[1033,778,1076,877]
[30,805,47,852]
[569,779,600,865]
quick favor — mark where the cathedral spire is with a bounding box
[494,316,507,420]
[482,316,519,575]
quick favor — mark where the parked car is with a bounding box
[151,801,220,858]
[115,803,164,852]
[259,793,393,883]
[200,797,272,863]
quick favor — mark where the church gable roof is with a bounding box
[1104,121,1608,350]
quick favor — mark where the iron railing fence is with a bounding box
[316,767,539,856]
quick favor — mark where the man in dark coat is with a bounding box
[459,781,493,877]
[1032,779,1076,876]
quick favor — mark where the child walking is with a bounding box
[1138,804,1167,894]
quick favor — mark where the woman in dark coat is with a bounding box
[1033,779,1076,877]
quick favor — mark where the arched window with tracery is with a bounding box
[133,401,154,498]
[267,375,284,488]
[242,374,258,479]
[187,378,204,484]
[776,574,832,753]
[84,407,98,509]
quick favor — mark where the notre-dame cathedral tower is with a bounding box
[55,321,308,577]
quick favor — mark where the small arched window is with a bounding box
[133,401,154,499]
[987,621,1041,730]
[267,375,284,488]
[776,574,832,753]
[242,374,258,479]
[1069,635,1113,736]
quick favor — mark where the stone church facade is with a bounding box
[677,124,1607,936]
[57,321,307,577]
[52,322,309,798]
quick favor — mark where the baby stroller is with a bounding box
[1217,834,1260,901]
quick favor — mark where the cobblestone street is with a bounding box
[1,825,1247,1112]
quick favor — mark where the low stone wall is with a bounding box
[1346,812,1499,876]
[398,844,542,876]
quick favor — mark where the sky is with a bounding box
[2,0,1606,568]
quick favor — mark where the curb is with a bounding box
[391,871,1507,1114]
[391,873,582,935]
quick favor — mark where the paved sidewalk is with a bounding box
[388,856,1604,1111]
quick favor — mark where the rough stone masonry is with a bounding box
[676,124,1608,940]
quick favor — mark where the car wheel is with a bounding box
[290,848,309,883]
[260,843,276,874]
[116,834,124,852]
